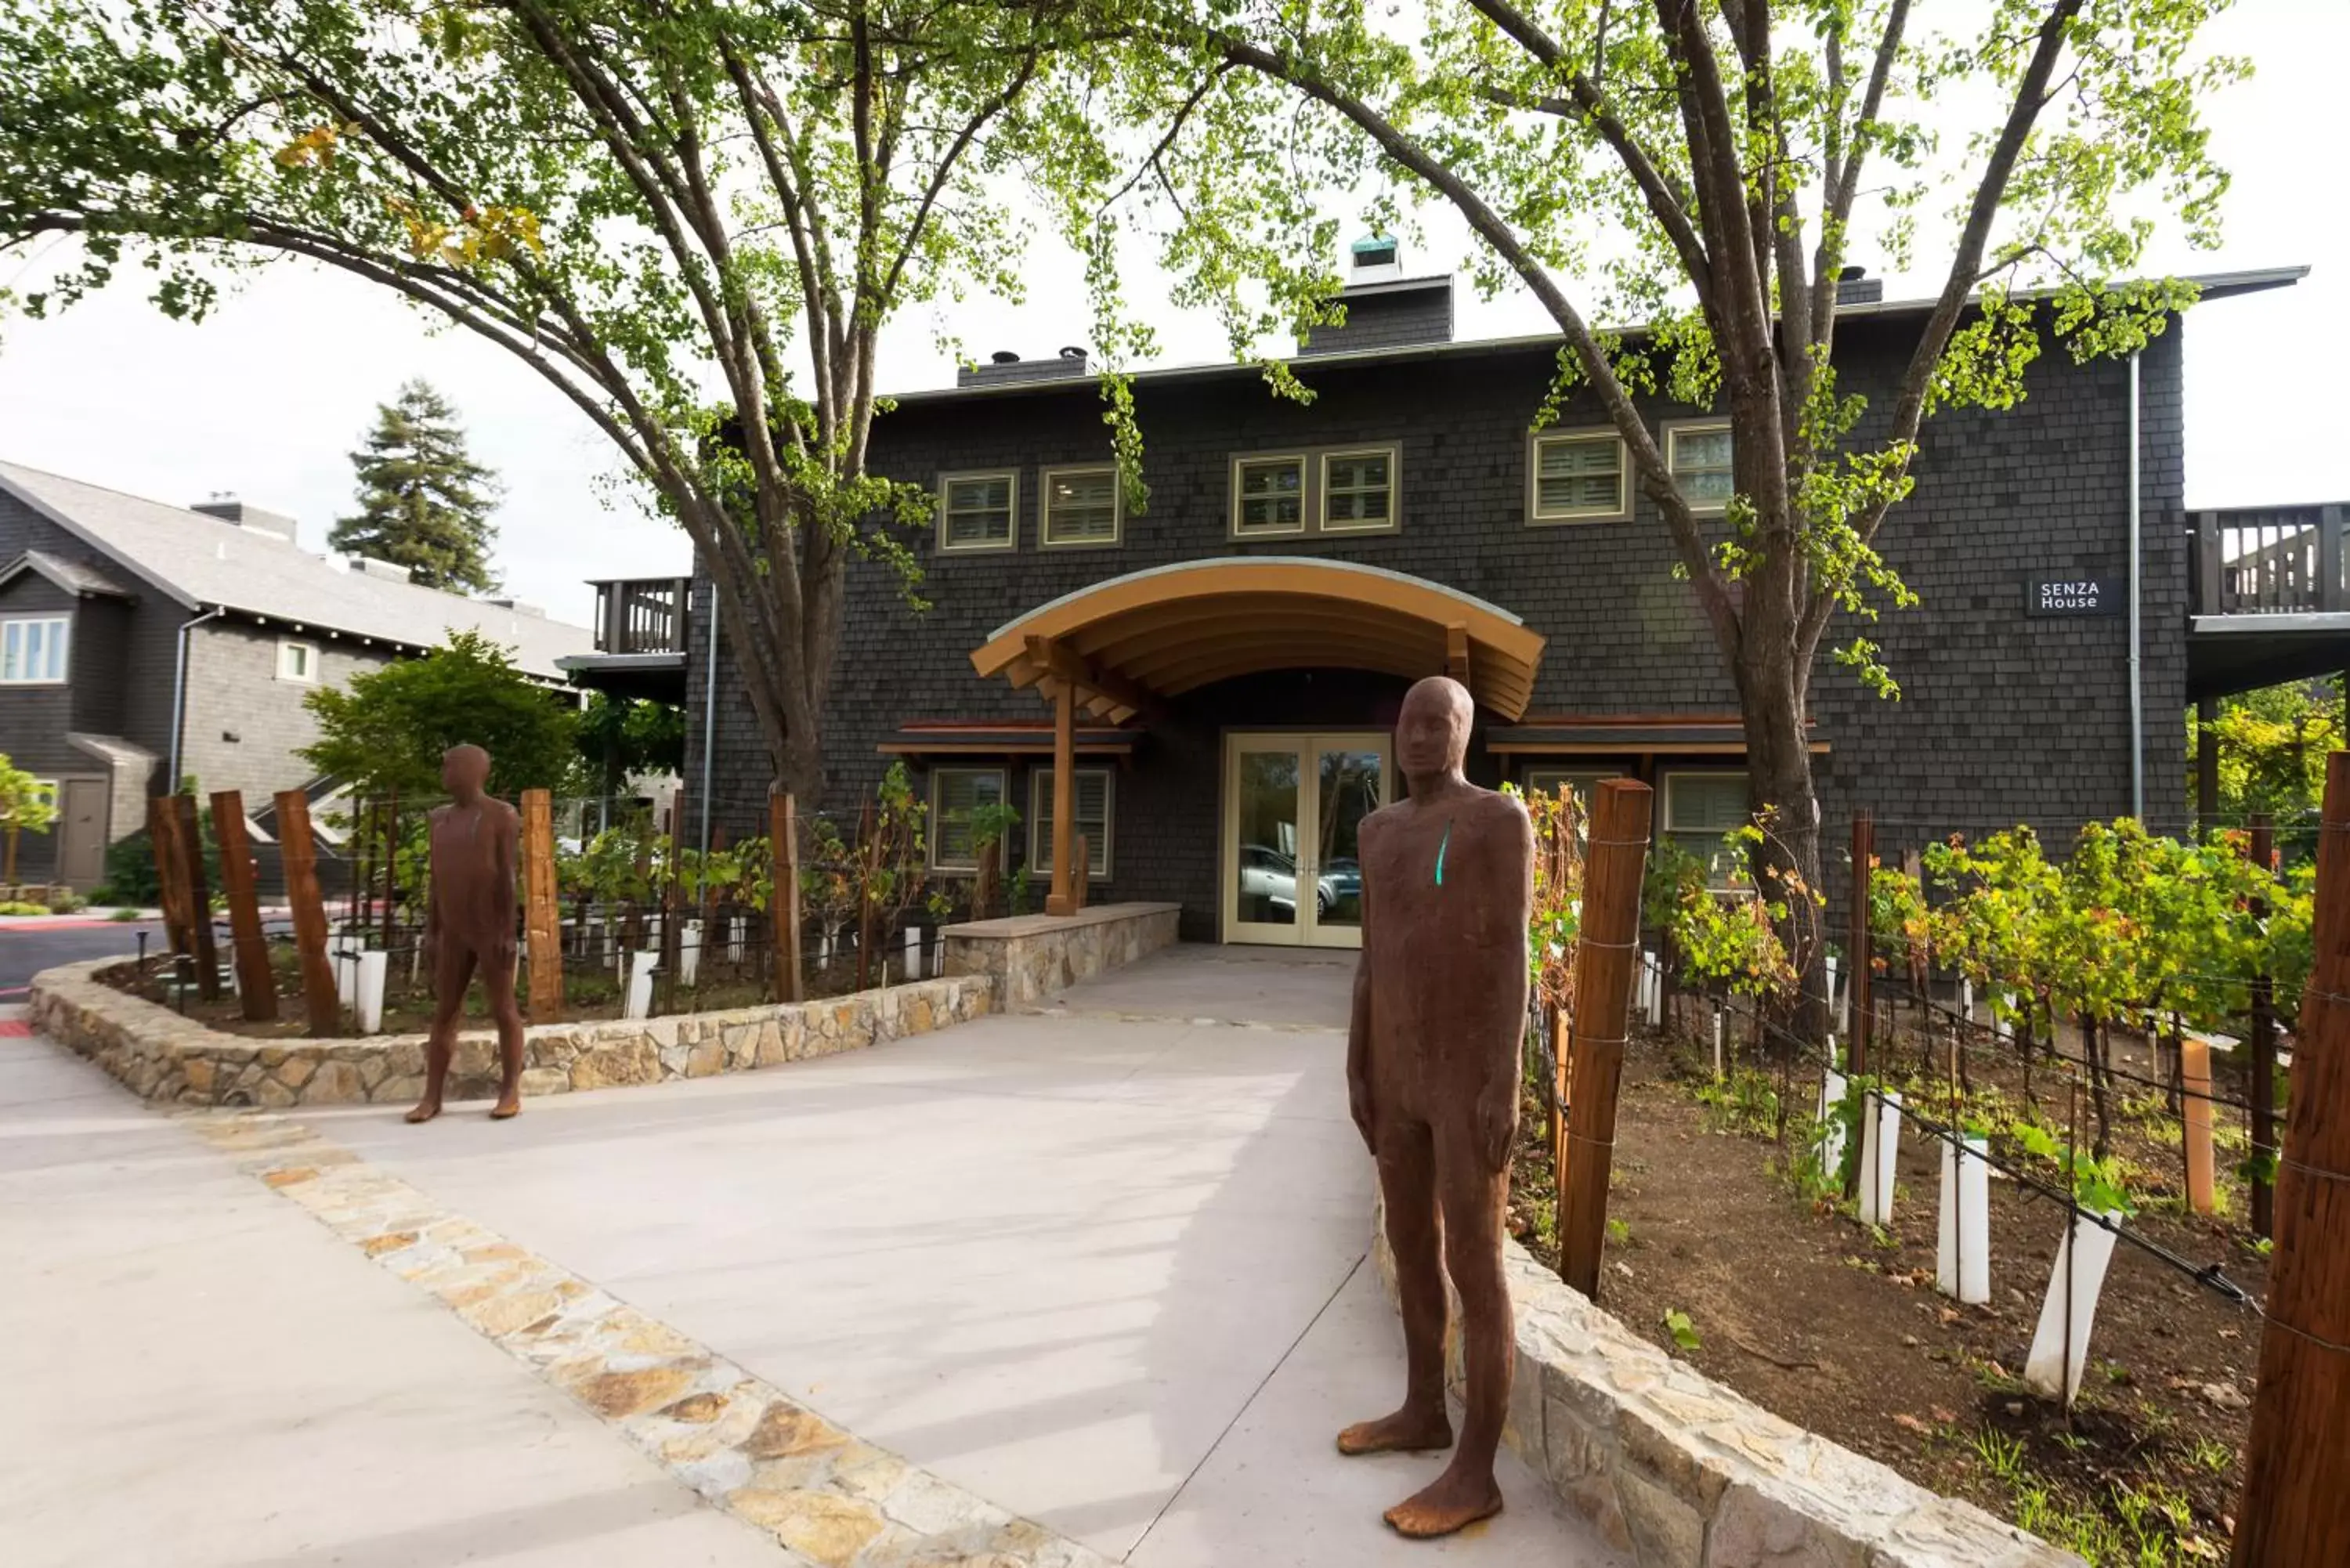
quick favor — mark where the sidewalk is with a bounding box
[0,1026,783,1568]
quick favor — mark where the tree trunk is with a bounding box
[1732,642,1828,1044]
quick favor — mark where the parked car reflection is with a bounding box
[1238,844,1362,919]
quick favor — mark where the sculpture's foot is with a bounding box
[1383,1465,1503,1538]
[489,1091,520,1121]
[404,1097,443,1125]
[1336,1405,1454,1456]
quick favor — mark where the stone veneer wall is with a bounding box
[939,901,1181,1010]
[28,959,993,1110]
[1372,1201,2082,1568]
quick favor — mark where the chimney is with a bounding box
[1835,266,1882,305]
[956,345,1094,389]
[1297,237,1455,357]
[348,557,414,583]
[191,497,299,543]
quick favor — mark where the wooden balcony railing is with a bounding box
[591,576,692,654]
[2192,505,2350,616]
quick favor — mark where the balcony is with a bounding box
[2187,504,2350,699]
[559,576,693,703]
[593,576,692,653]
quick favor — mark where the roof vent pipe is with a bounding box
[989,350,1020,364]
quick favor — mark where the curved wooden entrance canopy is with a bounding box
[969,558,1546,723]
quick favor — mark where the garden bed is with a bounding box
[1509,1013,2265,1565]
[97,937,924,1039]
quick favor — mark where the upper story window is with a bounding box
[277,639,320,683]
[1665,421,1734,515]
[0,616,69,684]
[1321,450,1395,532]
[1528,430,1631,524]
[938,471,1018,553]
[1040,466,1122,548]
[1231,443,1403,540]
[1662,770,1752,890]
[1233,455,1308,537]
[929,765,1007,873]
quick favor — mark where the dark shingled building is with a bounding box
[568,255,2337,946]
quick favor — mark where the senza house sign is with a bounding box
[2029,575,2121,616]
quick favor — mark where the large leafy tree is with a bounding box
[301,629,579,798]
[0,0,1094,803]
[1079,0,2239,966]
[334,378,504,593]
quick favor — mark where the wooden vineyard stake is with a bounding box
[2249,815,2280,1240]
[208,791,278,1022]
[2180,1032,2216,1216]
[273,790,342,1035]
[2233,752,2350,1565]
[1549,1003,1571,1187]
[773,792,803,1003]
[521,789,562,1022]
[1558,778,1654,1301]
[171,793,222,1001]
[148,794,192,958]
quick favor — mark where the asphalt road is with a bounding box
[0,920,162,998]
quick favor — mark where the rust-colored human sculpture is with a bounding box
[1340,674,1532,1537]
[406,744,526,1124]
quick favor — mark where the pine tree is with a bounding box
[331,381,503,594]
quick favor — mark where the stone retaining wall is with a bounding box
[27,960,993,1110]
[940,901,1180,1010]
[1372,1200,2081,1568]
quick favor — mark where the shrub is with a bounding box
[45,891,85,914]
[0,899,51,916]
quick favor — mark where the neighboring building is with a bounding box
[562,254,2339,945]
[0,464,594,887]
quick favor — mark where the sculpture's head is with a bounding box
[441,743,491,800]
[1396,676,1473,786]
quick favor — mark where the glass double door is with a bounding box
[1223,732,1392,947]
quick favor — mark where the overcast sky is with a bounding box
[1,0,2340,632]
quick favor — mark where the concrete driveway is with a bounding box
[5,947,1624,1566]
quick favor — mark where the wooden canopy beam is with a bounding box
[1024,635,1162,721]
[1447,623,1471,685]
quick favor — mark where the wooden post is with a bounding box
[274,791,340,1035]
[208,791,278,1022]
[2232,752,2350,1565]
[855,797,877,991]
[1558,778,1654,1300]
[2181,1032,2216,1216]
[2249,815,2280,1240]
[148,795,192,957]
[1046,681,1076,916]
[2196,697,2220,842]
[1070,834,1090,911]
[379,786,400,949]
[171,793,221,1001]
[522,789,562,1022]
[772,792,803,1003]
[1849,812,1875,1079]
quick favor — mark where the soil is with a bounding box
[100,939,906,1039]
[1507,999,2266,1563]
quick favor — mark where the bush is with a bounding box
[85,882,119,904]
[104,832,161,904]
[109,907,142,923]
[45,891,85,914]
[0,899,50,916]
